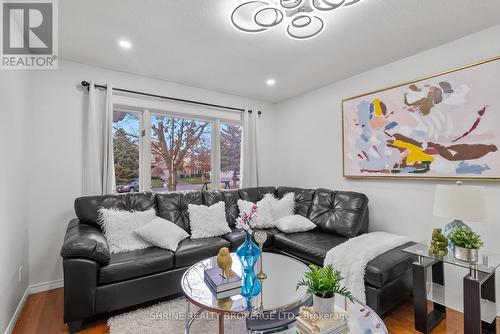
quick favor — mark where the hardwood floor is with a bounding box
[12,288,499,333]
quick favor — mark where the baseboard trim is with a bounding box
[28,279,64,294]
[4,288,29,334]
[4,279,64,334]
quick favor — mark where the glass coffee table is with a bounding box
[181,252,388,334]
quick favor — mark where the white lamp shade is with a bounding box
[433,184,485,222]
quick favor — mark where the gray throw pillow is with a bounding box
[135,217,189,251]
[275,215,316,233]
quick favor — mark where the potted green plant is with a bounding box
[448,227,483,262]
[296,265,352,315]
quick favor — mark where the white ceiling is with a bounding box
[60,0,500,102]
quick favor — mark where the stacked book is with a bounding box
[204,268,242,299]
[296,306,348,334]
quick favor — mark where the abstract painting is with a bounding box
[342,56,500,180]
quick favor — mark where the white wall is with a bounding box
[28,59,275,287]
[0,71,31,333]
[261,24,500,314]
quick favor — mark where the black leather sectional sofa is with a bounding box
[60,186,415,332]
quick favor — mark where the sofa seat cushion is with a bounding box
[202,190,240,228]
[308,189,369,238]
[274,230,347,265]
[99,247,174,285]
[75,192,156,228]
[365,242,416,288]
[276,187,315,217]
[174,237,230,268]
[238,186,276,203]
[156,191,202,233]
[222,228,277,251]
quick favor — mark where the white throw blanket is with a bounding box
[324,232,410,303]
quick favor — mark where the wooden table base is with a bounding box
[464,271,496,334]
[412,257,497,334]
[412,258,446,333]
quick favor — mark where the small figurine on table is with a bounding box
[217,247,234,279]
[429,228,448,256]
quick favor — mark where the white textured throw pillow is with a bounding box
[187,201,231,239]
[265,193,295,221]
[237,198,275,229]
[135,217,189,251]
[98,208,157,254]
[275,215,316,233]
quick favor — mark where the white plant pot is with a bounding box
[313,294,336,315]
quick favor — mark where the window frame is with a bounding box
[113,94,241,193]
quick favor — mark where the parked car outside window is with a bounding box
[116,179,139,193]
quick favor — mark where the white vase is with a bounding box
[313,295,336,315]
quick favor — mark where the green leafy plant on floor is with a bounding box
[296,264,353,300]
[448,227,483,249]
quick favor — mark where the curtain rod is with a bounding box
[80,81,261,115]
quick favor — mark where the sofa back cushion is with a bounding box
[308,188,368,238]
[238,186,276,203]
[202,190,240,228]
[155,191,202,233]
[75,192,155,228]
[276,186,315,217]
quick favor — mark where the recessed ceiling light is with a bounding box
[266,78,276,86]
[118,40,132,49]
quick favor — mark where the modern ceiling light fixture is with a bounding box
[230,0,363,40]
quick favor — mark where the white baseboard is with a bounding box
[28,279,64,294]
[3,279,64,334]
[4,288,29,334]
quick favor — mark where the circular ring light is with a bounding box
[231,1,270,33]
[286,13,325,40]
[344,0,361,6]
[290,14,311,28]
[230,0,359,39]
[311,0,345,11]
[254,6,284,28]
[280,0,304,10]
[323,0,346,7]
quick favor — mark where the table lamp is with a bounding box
[433,181,485,243]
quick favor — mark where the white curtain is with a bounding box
[83,82,116,195]
[211,119,221,190]
[240,109,259,187]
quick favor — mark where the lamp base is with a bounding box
[443,219,471,250]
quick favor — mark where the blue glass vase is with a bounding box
[236,232,261,297]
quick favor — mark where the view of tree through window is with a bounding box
[221,123,241,188]
[150,115,212,192]
[113,111,140,193]
[112,111,242,193]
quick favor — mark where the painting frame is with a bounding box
[342,55,500,181]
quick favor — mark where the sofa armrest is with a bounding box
[61,218,110,264]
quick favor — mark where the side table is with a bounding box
[403,243,499,334]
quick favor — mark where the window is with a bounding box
[111,103,241,193]
[113,111,140,193]
[220,123,241,189]
[150,114,212,192]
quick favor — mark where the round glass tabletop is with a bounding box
[181,252,311,314]
[330,297,388,334]
[181,252,388,334]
